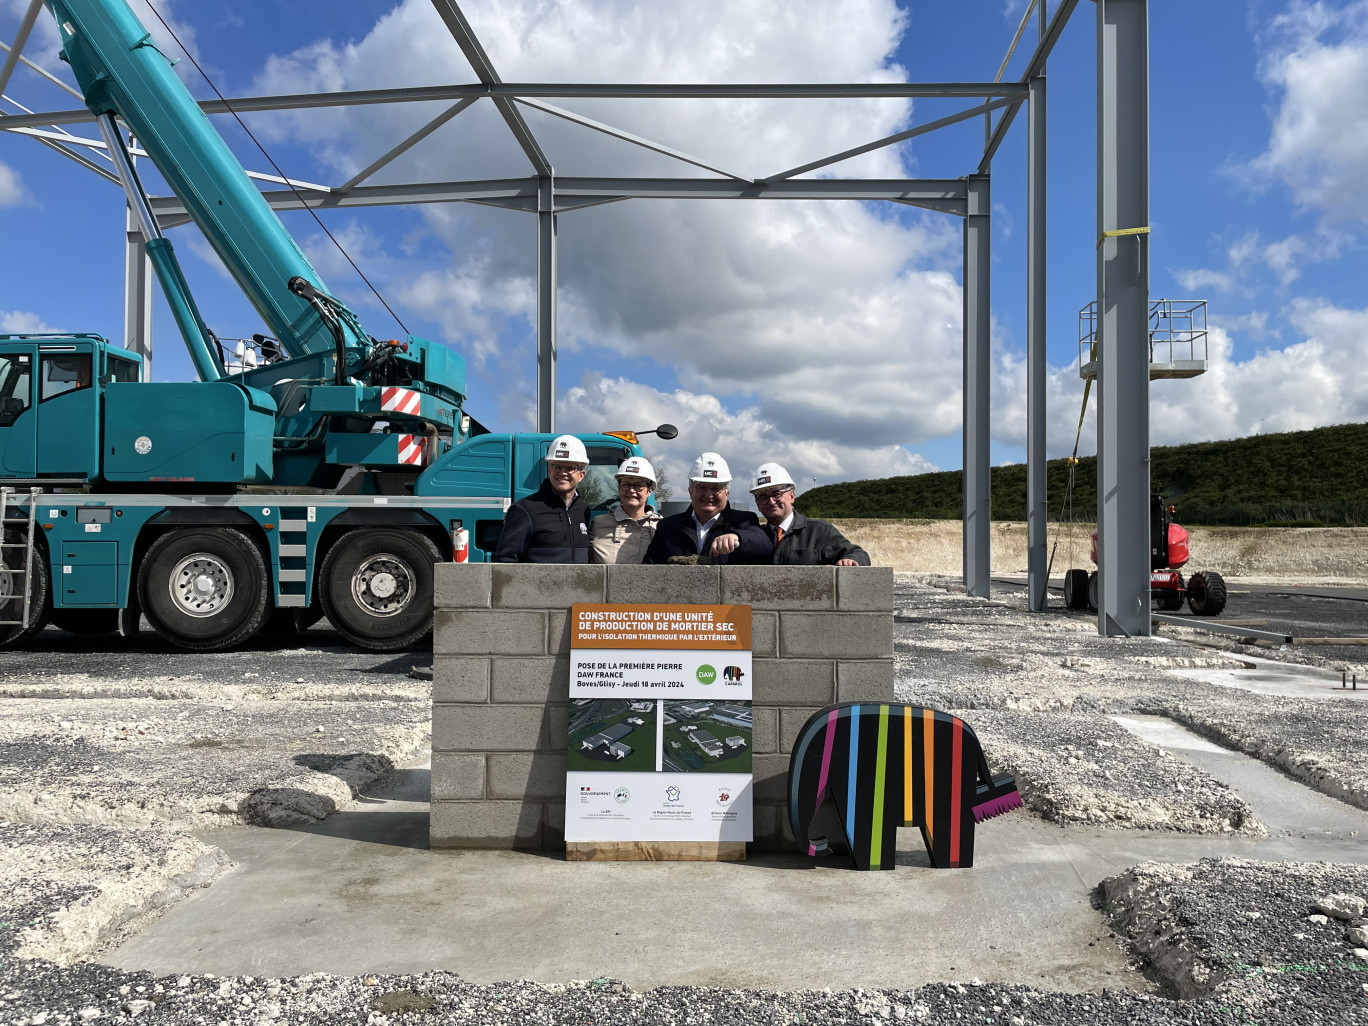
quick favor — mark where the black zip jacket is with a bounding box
[493,479,591,563]
[642,503,772,565]
[769,512,871,566]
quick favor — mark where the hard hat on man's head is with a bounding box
[689,452,732,484]
[615,456,656,485]
[546,434,589,466]
[750,462,796,493]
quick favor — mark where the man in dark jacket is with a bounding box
[643,452,771,565]
[749,462,871,566]
[494,434,592,563]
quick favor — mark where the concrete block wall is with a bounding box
[430,563,894,851]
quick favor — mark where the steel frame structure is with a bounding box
[0,0,1154,636]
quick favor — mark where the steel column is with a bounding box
[1096,0,1151,636]
[123,205,153,378]
[962,174,991,598]
[537,174,557,433]
[1027,75,1048,610]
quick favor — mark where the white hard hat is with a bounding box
[615,456,656,485]
[750,462,796,493]
[546,434,589,465]
[689,452,732,484]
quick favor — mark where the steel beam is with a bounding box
[962,174,991,599]
[0,81,1035,130]
[0,0,41,100]
[1096,0,1151,637]
[123,205,153,378]
[339,96,478,193]
[148,177,971,227]
[979,0,1081,172]
[1027,75,1047,611]
[537,175,557,433]
[430,0,552,176]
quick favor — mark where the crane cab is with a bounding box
[0,334,139,484]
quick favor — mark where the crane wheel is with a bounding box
[138,528,269,651]
[50,609,120,636]
[320,528,439,651]
[0,527,50,648]
[1087,571,1099,613]
[1186,571,1227,617]
[1063,569,1090,610]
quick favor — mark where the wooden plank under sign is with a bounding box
[565,840,746,862]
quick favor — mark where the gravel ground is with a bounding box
[2,579,1367,1024]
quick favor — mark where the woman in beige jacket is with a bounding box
[590,456,664,564]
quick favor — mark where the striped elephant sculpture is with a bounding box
[786,703,1022,870]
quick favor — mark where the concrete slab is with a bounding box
[103,757,1368,994]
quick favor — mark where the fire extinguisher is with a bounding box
[450,519,469,563]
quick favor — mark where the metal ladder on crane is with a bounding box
[0,486,41,631]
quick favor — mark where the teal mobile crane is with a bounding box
[0,0,666,651]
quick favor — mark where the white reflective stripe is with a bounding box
[381,387,421,415]
[397,434,426,464]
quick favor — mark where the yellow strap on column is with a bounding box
[1097,225,1150,248]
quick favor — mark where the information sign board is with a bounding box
[565,603,753,844]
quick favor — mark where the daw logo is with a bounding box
[665,785,682,804]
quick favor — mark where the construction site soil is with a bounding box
[2,543,1367,1024]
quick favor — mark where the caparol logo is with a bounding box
[695,664,717,685]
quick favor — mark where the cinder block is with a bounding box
[546,705,569,750]
[750,706,779,754]
[432,704,547,752]
[433,610,547,656]
[430,800,542,848]
[487,751,568,800]
[721,566,834,610]
[779,612,892,658]
[837,660,895,702]
[434,562,491,610]
[547,610,571,655]
[750,802,789,851]
[780,707,825,753]
[752,659,834,706]
[752,753,791,801]
[750,611,777,657]
[430,753,485,800]
[542,802,565,849]
[492,564,605,608]
[606,564,719,604]
[432,658,490,703]
[491,658,570,703]
[837,565,894,611]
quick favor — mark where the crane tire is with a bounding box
[1087,571,1099,613]
[1187,571,1228,617]
[320,528,439,651]
[0,527,50,648]
[139,528,269,651]
[1063,569,1090,610]
[50,609,120,636]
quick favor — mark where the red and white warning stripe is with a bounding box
[396,435,427,465]
[381,387,421,416]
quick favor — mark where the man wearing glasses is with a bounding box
[643,452,770,564]
[590,455,664,564]
[750,463,870,567]
[494,434,593,563]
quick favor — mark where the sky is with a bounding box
[2,0,1366,499]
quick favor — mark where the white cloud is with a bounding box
[0,161,27,206]
[1173,267,1236,293]
[242,0,977,482]
[1249,1,1368,223]
[1,310,53,333]
[557,373,935,496]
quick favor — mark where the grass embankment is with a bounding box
[798,423,1368,527]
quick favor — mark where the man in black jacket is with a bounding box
[494,434,592,563]
[643,452,770,565]
[749,462,871,566]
